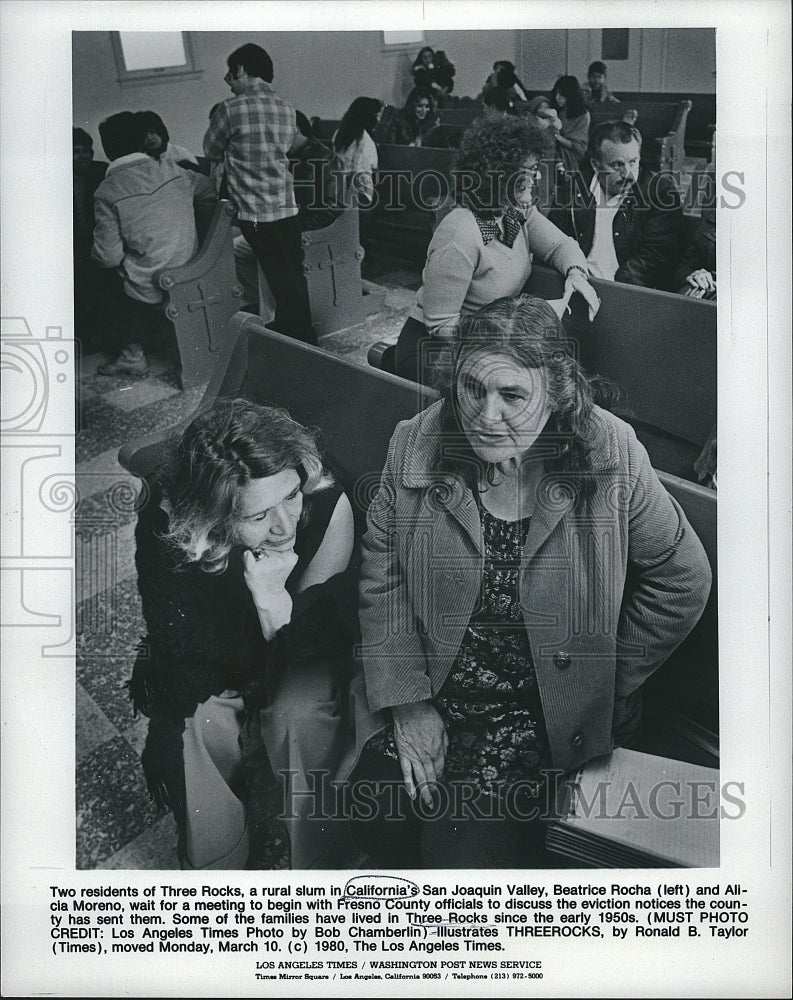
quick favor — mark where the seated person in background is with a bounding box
[526,95,562,133]
[357,295,712,869]
[130,398,358,870]
[73,127,108,351]
[327,97,383,208]
[675,163,716,299]
[480,60,528,110]
[550,75,590,177]
[549,120,683,290]
[411,46,436,91]
[583,60,620,105]
[91,112,216,376]
[386,88,441,147]
[136,110,199,168]
[394,114,599,384]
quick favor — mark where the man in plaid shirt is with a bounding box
[204,43,315,344]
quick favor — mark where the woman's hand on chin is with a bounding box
[243,548,298,638]
[391,700,449,806]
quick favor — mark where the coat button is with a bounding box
[554,651,571,669]
[571,731,584,748]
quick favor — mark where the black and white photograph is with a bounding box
[1,2,790,997]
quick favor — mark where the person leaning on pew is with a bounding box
[91,112,216,377]
[129,399,359,870]
[548,120,683,290]
[355,294,712,869]
[394,114,600,384]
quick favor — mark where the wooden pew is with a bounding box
[613,91,715,161]
[157,199,370,380]
[118,314,717,764]
[368,265,716,485]
[369,145,456,263]
[436,107,485,129]
[422,123,465,148]
[300,209,367,336]
[154,199,245,389]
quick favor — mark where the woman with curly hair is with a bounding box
[356,294,712,868]
[550,75,590,175]
[129,398,357,870]
[394,113,599,383]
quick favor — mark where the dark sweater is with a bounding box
[128,479,358,856]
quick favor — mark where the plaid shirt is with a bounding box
[203,79,299,223]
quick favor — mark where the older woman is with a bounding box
[394,114,600,384]
[129,398,356,870]
[357,295,711,868]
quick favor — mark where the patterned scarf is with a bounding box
[473,207,527,248]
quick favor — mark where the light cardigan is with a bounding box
[409,206,589,334]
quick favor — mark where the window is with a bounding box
[601,28,630,61]
[381,30,425,54]
[111,31,202,86]
[382,31,425,46]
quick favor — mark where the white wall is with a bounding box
[72,28,715,153]
[517,27,716,94]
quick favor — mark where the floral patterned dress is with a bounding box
[365,505,551,796]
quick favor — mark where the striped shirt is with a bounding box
[203,79,300,223]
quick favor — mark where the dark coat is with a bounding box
[549,164,683,290]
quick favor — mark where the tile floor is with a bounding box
[75,259,420,870]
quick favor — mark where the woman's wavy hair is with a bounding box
[551,75,587,119]
[159,398,333,574]
[437,295,622,499]
[334,97,383,153]
[404,86,438,116]
[453,114,553,218]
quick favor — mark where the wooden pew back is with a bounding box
[300,209,367,336]
[154,199,244,389]
[370,145,457,262]
[436,107,485,128]
[119,314,717,751]
[523,266,716,477]
[615,91,715,159]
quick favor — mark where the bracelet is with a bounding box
[565,265,589,279]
